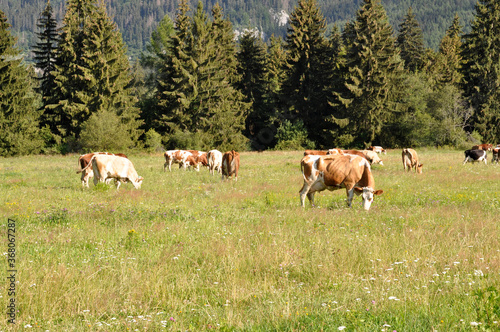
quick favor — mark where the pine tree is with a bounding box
[0,10,43,156]
[333,0,404,147]
[46,0,141,150]
[435,14,463,86]
[281,0,333,146]
[236,31,271,149]
[396,7,425,72]
[460,0,500,142]
[33,0,59,130]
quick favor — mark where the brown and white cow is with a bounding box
[368,146,386,154]
[342,149,383,165]
[163,150,196,172]
[77,152,127,188]
[87,154,143,190]
[304,150,329,156]
[221,150,240,181]
[471,143,493,151]
[402,148,423,173]
[299,154,383,210]
[207,149,223,175]
[361,150,384,165]
[492,147,499,164]
[186,150,208,171]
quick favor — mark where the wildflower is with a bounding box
[470,322,480,326]
[338,326,346,331]
[169,317,175,322]
[474,270,484,277]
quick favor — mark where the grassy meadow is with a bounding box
[0,149,499,331]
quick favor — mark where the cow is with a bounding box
[402,148,423,173]
[299,154,383,211]
[207,149,223,175]
[343,149,383,165]
[493,147,499,164]
[221,150,240,181]
[163,150,196,172]
[186,150,208,171]
[471,143,493,151]
[361,150,384,165]
[87,154,143,190]
[368,146,386,154]
[76,152,127,188]
[304,150,329,156]
[463,149,487,165]
[327,148,344,155]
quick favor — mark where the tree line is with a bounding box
[1,0,499,156]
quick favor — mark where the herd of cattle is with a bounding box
[75,143,499,211]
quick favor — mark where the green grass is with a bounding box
[0,149,499,331]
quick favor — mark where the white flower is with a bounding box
[474,270,484,277]
[338,326,346,330]
[470,322,480,326]
[24,324,32,328]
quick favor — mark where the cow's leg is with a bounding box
[299,183,311,207]
[463,156,469,165]
[115,180,121,190]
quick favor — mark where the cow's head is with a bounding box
[354,187,383,211]
[417,163,423,174]
[134,176,144,189]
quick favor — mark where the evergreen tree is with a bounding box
[0,10,43,156]
[396,7,425,72]
[236,31,272,149]
[435,14,463,86]
[333,0,404,148]
[460,0,500,142]
[33,0,59,131]
[281,0,333,146]
[46,0,141,150]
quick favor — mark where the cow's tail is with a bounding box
[76,155,96,174]
[76,155,84,173]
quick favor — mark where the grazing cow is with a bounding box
[492,147,499,164]
[77,152,127,188]
[368,146,386,154]
[327,148,344,155]
[88,154,143,190]
[207,149,223,175]
[163,150,196,171]
[361,150,384,165]
[304,150,329,156]
[463,149,487,165]
[343,149,383,165]
[402,148,423,173]
[186,150,208,171]
[299,154,383,210]
[221,150,240,181]
[471,143,493,151]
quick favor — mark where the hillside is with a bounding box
[0,0,476,59]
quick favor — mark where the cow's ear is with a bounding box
[353,186,363,194]
[374,190,383,195]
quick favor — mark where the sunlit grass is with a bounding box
[0,149,499,330]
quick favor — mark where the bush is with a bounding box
[274,120,315,150]
[143,129,164,153]
[79,110,134,152]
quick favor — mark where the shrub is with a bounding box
[274,120,315,150]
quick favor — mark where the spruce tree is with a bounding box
[282,0,333,146]
[237,31,271,149]
[396,7,425,72]
[0,10,43,156]
[33,0,59,131]
[333,0,404,147]
[461,0,500,142]
[435,14,463,86]
[46,0,141,150]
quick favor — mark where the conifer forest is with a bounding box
[1,0,500,156]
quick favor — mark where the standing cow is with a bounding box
[463,149,487,165]
[493,147,499,164]
[299,154,383,211]
[402,148,423,173]
[89,154,143,189]
[221,150,240,181]
[163,150,196,172]
[207,149,223,175]
[77,152,127,188]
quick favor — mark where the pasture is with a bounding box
[0,149,499,331]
